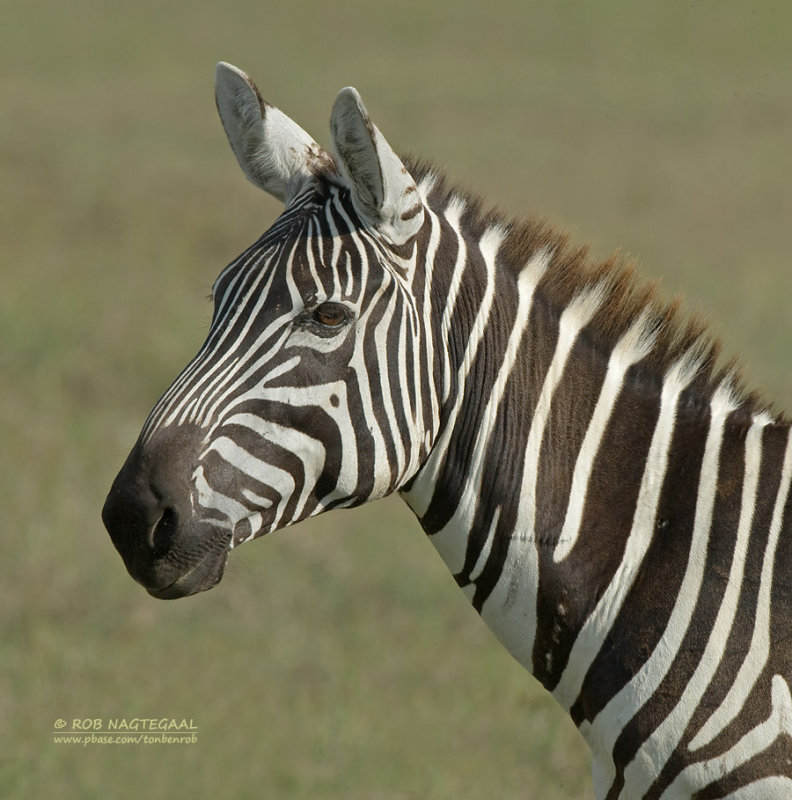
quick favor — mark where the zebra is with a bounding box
[102,62,792,799]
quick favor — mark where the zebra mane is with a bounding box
[397,158,772,421]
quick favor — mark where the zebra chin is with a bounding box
[103,507,233,600]
[144,544,230,600]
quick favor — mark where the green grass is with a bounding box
[2,1,791,797]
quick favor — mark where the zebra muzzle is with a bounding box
[102,425,231,599]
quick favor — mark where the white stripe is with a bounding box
[409,226,508,571]
[175,356,240,429]
[304,218,325,296]
[721,778,792,800]
[176,245,283,421]
[163,245,274,432]
[209,245,271,341]
[578,381,739,790]
[193,463,245,529]
[416,171,437,201]
[370,282,407,480]
[400,212,489,523]
[204,435,296,530]
[220,412,326,523]
[620,411,772,799]
[660,675,792,799]
[554,310,658,562]
[332,203,400,501]
[408,204,443,476]
[554,350,703,713]
[439,197,467,405]
[476,283,604,669]
[428,250,548,576]
[197,327,294,433]
[241,487,273,509]
[142,246,268,440]
[690,424,792,750]
[187,243,302,429]
[469,506,501,582]
[228,380,359,510]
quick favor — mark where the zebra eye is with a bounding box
[312,302,349,328]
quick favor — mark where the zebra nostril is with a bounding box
[150,506,179,555]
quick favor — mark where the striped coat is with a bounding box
[103,64,792,798]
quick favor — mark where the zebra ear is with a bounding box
[330,87,424,245]
[214,62,329,203]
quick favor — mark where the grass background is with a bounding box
[2,1,791,798]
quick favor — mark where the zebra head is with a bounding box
[102,63,436,599]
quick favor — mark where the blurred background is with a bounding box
[2,1,790,797]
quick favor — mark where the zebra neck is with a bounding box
[404,310,792,791]
[400,171,792,794]
[574,407,792,797]
[400,246,663,670]
[401,266,787,700]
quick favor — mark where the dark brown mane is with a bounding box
[404,158,774,422]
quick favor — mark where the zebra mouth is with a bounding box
[146,548,229,600]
